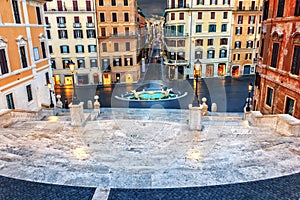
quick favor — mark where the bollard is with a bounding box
[87,100,93,109]
[211,103,217,112]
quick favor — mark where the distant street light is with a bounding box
[69,60,80,104]
[246,83,253,112]
[47,83,54,108]
[192,60,201,107]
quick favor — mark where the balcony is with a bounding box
[58,23,66,28]
[109,32,137,38]
[164,59,189,66]
[86,22,95,28]
[73,23,82,28]
[164,33,189,38]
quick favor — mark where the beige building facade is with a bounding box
[164,0,233,79]
[97,0,141,84]
[231,0,262,76]
[45,0,100,86]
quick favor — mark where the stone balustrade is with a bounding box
[0,109,44,128]
[245,111,300,137]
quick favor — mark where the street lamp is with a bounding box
[192,60,201,107]
[246,83,253,112]
[47,83,54,108]
[69,60,80,104]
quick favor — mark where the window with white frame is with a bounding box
[233,53,240,60]
[17,36,28,68]
[26,84,33,102]
[88,45,96,52]
[235,41,241,48]
[58,30,68,39]
[12,0,21,24]
[87,29,96,38]
[0,37,9,75]
[220,49,227,58]
[39,34,47,59]
[247,40,253,48]
[77,58,85,68]
[60,45,69,53]
[74,30,83,39]
[248,27,254,34]
[195,50,203,59]
[75,45,84,53]
[6,93,15,109]
[207,50,215,58]
[236,27,242,34]
[90,58,97,68]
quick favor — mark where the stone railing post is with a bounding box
[94,95,100,114]
[69,102,85,126]
[56,95,63,108]
[189,104,202,131]
[201,97,208,116]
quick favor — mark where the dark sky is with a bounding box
[138,0,165,17]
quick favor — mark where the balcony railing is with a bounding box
[73,23,81,28]
[58,23,66,28]
[86,22,94,28]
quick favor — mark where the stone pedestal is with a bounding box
[69,102,85,126]
[189,104,202,131]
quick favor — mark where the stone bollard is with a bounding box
[201,97,208,116]
[69,102,85,126]
[87,100,93,109]
[188,104,202,131]
[56,95,63,108]
[211,103,217,112]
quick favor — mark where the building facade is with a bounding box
[44,0,100,85]
[97,0,141,84]
[0,0,54,110]
[231,0,262,76]
[254,0,300,119]
[164,0,233,79]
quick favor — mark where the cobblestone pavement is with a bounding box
[0,108,299,199]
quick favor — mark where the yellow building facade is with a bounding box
[231,0,262,76]
[45,0,100,85]
[0,0,54,110]
[97,0,140,84]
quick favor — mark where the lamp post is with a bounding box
[69,60,80,104]
[192,60,201,107]
[47,83,54,108]
[246,83,253,112]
